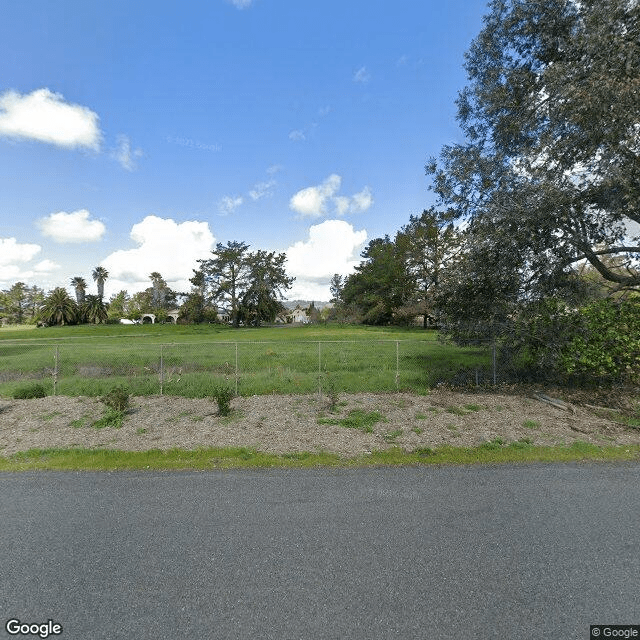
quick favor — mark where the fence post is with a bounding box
[318,341,322,398]
[492,340,497,385]
[395,340,400,392]
[53,346,59,396]
[160,345,164,395]
[235,342,238,396]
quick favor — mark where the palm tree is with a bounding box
[81,295,108,324]
[70,277,87,305]
[39,288,78,326]
[92,266,109,300]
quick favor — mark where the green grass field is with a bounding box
[0,323,493,397]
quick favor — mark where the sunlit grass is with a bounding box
[0,324,491,397]
[0,442,638,472]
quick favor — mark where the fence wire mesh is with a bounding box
[0,339,507,397]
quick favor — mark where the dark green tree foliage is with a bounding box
[196,241,251,327]
[179,293,218,323]
[329,274,343,303]
[25,285,45,322]
[427,0,640,319]
[39,288,78,326]
[395,207,462,327]
[107,290,131,320]
[340,236,413,325]
[70,277,87,305]
[80,295,108,324]
[146,272,176,310]
[92,266,109,300]
[1,282,28,324]
[196,242,293,327]
[434,223,531,338]
[509,298,640,383]
[239,250,294,327]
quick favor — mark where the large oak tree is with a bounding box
[427,0,639,320]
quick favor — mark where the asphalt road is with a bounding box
[1,464,638,640]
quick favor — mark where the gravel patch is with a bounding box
[1,390,638,457]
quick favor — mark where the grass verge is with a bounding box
[0,441,638,471]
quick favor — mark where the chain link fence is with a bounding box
[0,339,510,398]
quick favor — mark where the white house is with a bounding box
[288,305,309,324]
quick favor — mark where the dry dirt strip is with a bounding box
[1,391,638,457]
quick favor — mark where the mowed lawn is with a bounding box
[0,323,492,397]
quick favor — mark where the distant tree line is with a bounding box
[329,208,462,327]
[1,244,295,328]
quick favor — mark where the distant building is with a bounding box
[288,305,309,324]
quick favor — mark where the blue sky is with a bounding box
[0,0,489,301]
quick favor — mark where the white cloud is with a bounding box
[285,220,367,300]
[229,0,252,8]
[218,195,244,215]
[38,209,106,243]
[33,259,60,272]
[101,216,215,296]
[0,237,41,265]
[0,237,61,286]
[0,88,101,150]
[249,179,276,201]
[288,129,306,142]
[351,186,373,212]
[353,66,371,84]
[290,174,342,218]
[289,175,373,218]
[112,134,143,171]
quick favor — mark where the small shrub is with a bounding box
[339,409,385,432]
[101,385,130,412]
[513,437,534,446]
[324,375,340,412]
[317,409,384,433]
[481,437,506,450]
[211,385,234,416]
[13,383,47,399]
[92,408,125,429]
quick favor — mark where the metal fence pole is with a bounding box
[492,340,497,385]
[318,341,322,398]
[235,342,238,396]
[53,346,59,396]
[395,340,400,392]
[160,345,164,395]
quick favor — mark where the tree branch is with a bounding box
[574,244,640,286]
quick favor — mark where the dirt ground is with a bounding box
[1,388,638,457]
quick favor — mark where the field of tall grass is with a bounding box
[0,323,492,397]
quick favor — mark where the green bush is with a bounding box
[13,383,47,399]
[511,298,640,383]
[558,299,640,381]
[100,385,131,412]
[211,385,234,416]
[92,408,125,429]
